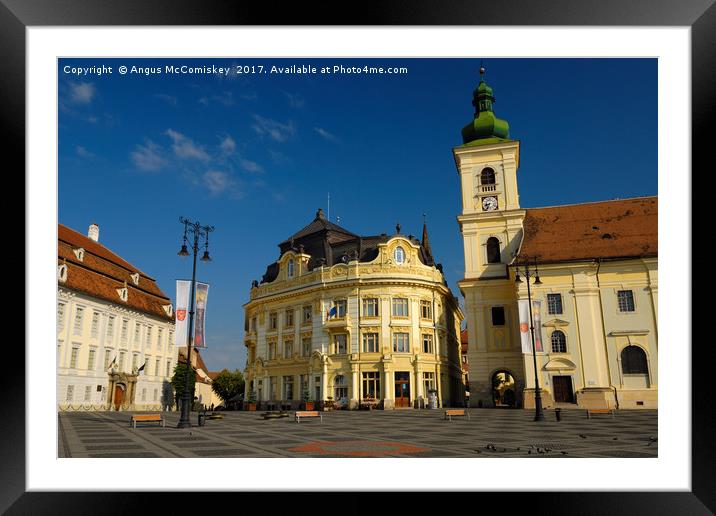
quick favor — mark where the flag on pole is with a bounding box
[107,356,117,371]
[326,306,337,320]
[137,361,146,374]
[532,300,543,352]
[193,282,209,349]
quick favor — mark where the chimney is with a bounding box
[88,222,100,242]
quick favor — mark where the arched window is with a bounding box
[287,259,294,278]
[551,330,567,353]
[486,237,501,264]
[394,246,405,264]
[481,168,496,185]
[621,346,648,375]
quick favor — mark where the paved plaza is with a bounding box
[58,408,658,458]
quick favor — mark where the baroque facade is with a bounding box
[243,209,464,410]
[57,223,178,411]
[456,70,658,410]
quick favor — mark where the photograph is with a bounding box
[56,56,659,459]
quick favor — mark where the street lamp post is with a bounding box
[176,217,214,429]
[514,257,545,422]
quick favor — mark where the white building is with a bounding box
[57,223,177,411]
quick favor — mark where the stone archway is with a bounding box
[107,370,139,411]
[490,370,517,408]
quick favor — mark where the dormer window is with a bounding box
[117,286,128,302]
[57,264,68,282]
[287,259,295,279]
[162,304,173,317]
[130,273,140,285]
[73,247,85,261]
[394,246,405,264]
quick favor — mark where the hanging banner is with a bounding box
[193,282,209,348]
[518,299,544,353]
[532,299,543,352]
[518,300,532,354]
[175,280,191,347]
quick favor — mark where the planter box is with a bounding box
[303,402,315,410]
[245,403,257,411]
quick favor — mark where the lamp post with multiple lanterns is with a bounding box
[176,217,214,429]
[514,257,545,422]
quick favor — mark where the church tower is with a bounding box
[455,66,527,407]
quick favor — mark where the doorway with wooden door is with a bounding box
[552,375,575,403]
[113,384,125,410]
[394,372,411,408]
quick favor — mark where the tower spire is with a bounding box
[421,213,434,265]
[461,62,510,145]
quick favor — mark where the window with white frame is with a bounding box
[334,375,348,400]
[423,372,435,394]
[362,298,379,317]
[87,348,96,370]
[58,302,66,331]
[66,385,74,402]
[90,311,100,338]
[132,354,139,371]
[392,298,409,317]
[420,300,432,320]
[134,323,141,344]
[69,346,80,368]
[285,309,294,327]
[269,312,278,330]
[120,319,129,344]
[393,332,410,353]
[547,293,563,315]
[84,385,92,401]
[551,330,567,353]
[302,337,311,357]
[141,388,147,401]
[119,351,126,371]
[394,246,405,264]
[268,342,276,360]
[73,307,84,335]
[333,333,348,354]
[145,325,153,346]
[145,356,152,375]
[283,339,293,359]
[153,389,158,401]
[106,315,115,341]
[287,259,295,278]
[362,332,379,353]
[103,349,112,370]
[157,327,163,349]
[155,358,160,377]
[422,333,434,354]
[362,372,381,399]
[283,376,294,400]
[334,299,347,318]
[617,290,636,312]
[302,305,312,323]
[269,376,278,399]
[166,359,172,377]
[169,330,174,347]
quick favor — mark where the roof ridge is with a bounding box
[526,195,656,211]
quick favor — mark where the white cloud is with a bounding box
[218,135,236,155]
[130,140,167,171]
[239,158,263,174]
[251,115,295,143]
[202,170,234,195]
[314,127,340,143]
[155,93,178,106]
[283,91,305,108]
[76,145,95,159]
[165,129,210,162]
[69,82,96,104]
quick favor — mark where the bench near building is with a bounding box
[243,209,465,411]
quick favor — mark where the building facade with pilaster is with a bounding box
[243,209,464,410]
[455,70,658,410]
[57,223,178,411]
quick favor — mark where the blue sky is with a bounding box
[58,58,657,372]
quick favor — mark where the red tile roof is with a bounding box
[58,224,173,321]
[517,197,657,264]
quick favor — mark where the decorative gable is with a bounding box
[542,318,570,328]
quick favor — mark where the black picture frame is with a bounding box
[5,0,711,513]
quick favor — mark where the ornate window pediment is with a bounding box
[542,318,570,328]
[543,357,577,371]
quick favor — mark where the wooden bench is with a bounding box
[130,414,165,428]
[444,409,470,421]
[207,412,224,420]
[295,411,322,423]
[586,408,615,419]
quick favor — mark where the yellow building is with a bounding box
[243,209,464,410]
[455,69,657,410]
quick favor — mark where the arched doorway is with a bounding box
[113,383,126,410]
[491,371,516,408]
